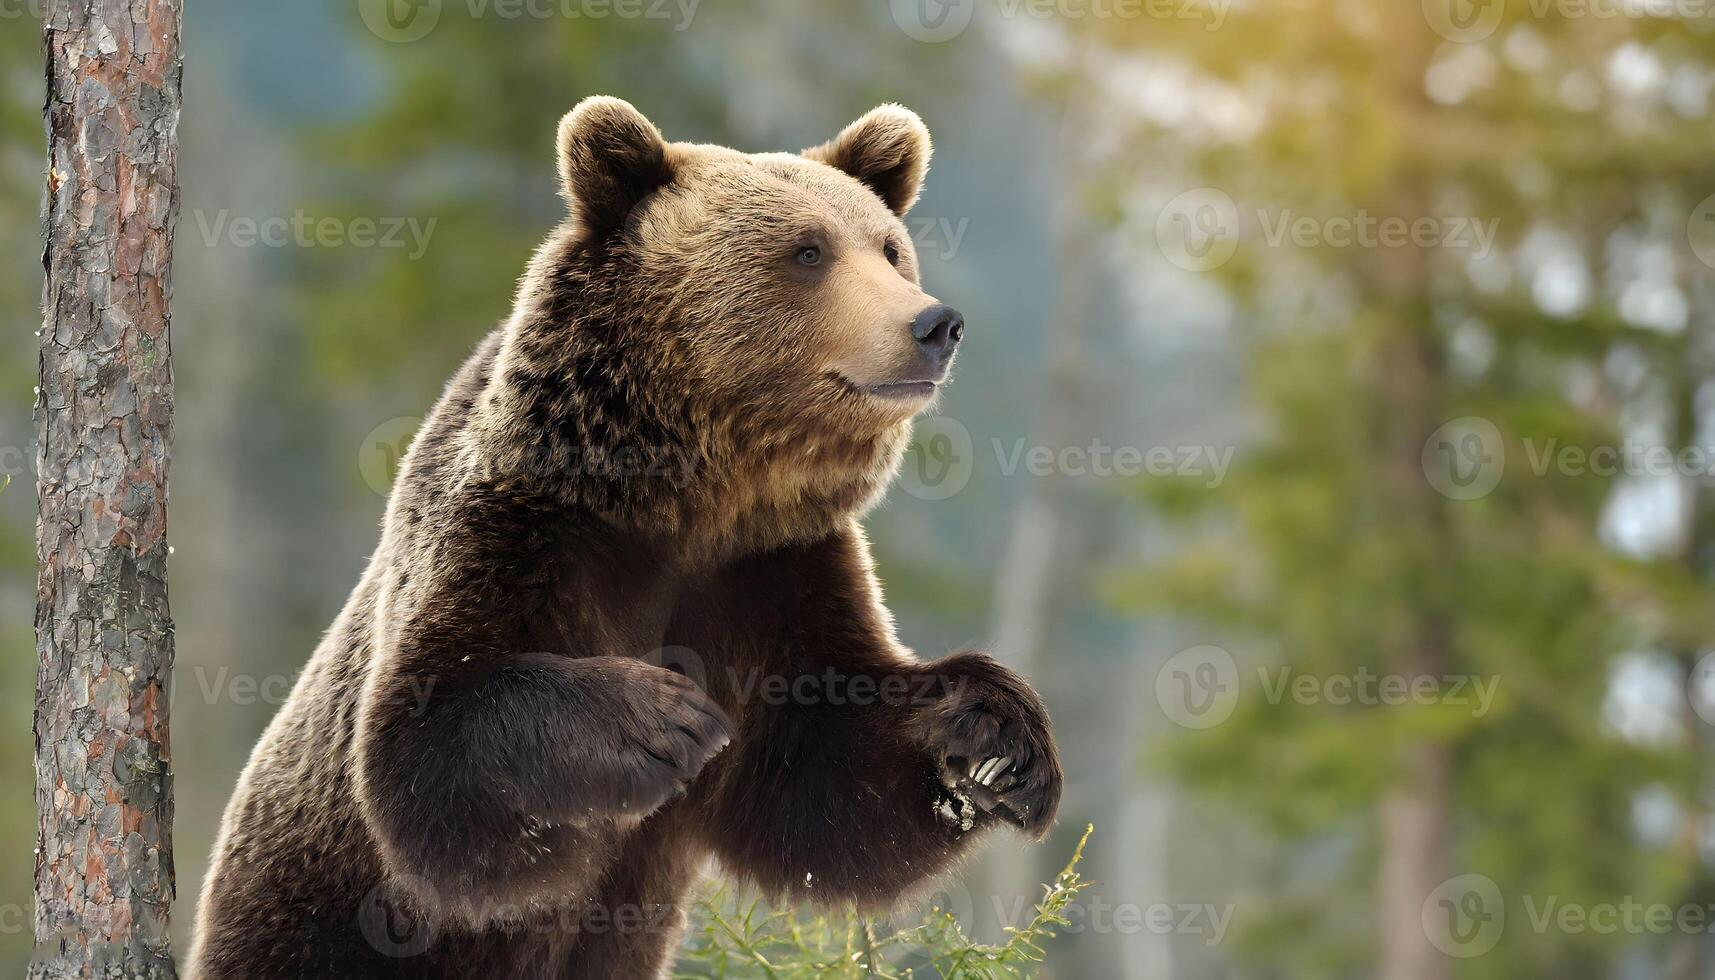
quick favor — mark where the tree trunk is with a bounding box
[1374,277,1453,980]
[33,2,182,977]
[1378,698,1452,980]
[1373,10,1452,976]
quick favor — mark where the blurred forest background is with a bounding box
[7,0,1715,976]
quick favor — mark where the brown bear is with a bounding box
[189,96,1062,979]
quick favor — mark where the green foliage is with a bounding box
[675,826,1093,979]
[1083,4,1715,976]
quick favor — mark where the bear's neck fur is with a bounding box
[467,230,910,567]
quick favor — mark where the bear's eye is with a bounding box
[884,241,901,266]
[795,245,822,267]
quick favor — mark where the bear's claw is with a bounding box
[918,655,1062,840]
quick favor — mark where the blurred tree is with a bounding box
[32,2,182,977]
[1084,3,1715,977]
[0,9,44,973]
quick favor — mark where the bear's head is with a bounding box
[485,97,961,556]
[558,96,957,413]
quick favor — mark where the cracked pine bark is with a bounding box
[33,1,182,977]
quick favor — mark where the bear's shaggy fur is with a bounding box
[189,97,1061,979]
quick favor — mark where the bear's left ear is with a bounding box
[557,96,673,239]
[804,104,932,216]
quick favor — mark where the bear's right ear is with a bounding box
[557,96,672,239]
[804,104,932,216]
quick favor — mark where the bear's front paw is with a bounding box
[917,653,1062,839]
[578,664,732,818]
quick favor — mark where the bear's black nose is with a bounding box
[910,303,964,366]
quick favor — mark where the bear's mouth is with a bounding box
[829,371,943,405]
[865,380,938,400]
